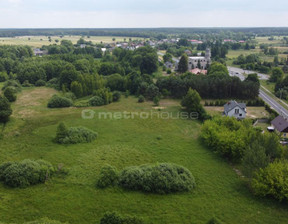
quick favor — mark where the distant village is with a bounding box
[33,37,246,76]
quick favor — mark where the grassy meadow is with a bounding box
[0,87,288,224]
[0,36,144,48]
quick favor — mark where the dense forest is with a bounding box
[1,27,288,39]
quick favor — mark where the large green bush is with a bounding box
[93,88,113,105]
[201,117,255,162]
[2,80,22,92]
[118,163,195,194]
[89,96,105,106]
[35,79,46,87]
[0,72,8,82]
[0,95,12,123]
[97,165,119,188]
[47,95,73,108]
[0,159,55,188]
[138,95,145,103]
[112,91,121,102]
[3,86,17,102]
[100,212,144,224]
[252,160,288,201]
[55,122,97,144]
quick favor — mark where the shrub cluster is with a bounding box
[100,212,144,224]
[89,96,105,106]
[112,91,121,102]
[138,95,145,103]
[97,165,118,188]
[47,95,73,108]
[55,122,97,144]
[35,79,46,87]
[3,86,17,102]
[0,72,8,82]
[200,117,255,162]
[0,95,12,123]
[252,160,288,201]
[2,80,22,92]
[0,159,55,188]
[118,163,195,194]
[22,80,34,87]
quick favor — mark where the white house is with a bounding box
[223,100,247,119]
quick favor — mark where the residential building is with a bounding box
[271,115,288,138]
[223,100,247,119]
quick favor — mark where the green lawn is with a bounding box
[0,87,288,224]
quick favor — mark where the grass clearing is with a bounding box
[226,49,261,59]
[0,87,288,223]
[255,36,286,45]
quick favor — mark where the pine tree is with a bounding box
[55,122,68,143]
[177,54,188,73]
[181,88,207,120]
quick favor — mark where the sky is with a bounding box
[0,0,287,28]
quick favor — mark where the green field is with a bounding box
[0,87,288,224]
[255,36,286,46]
[226,49,261,59]
[0,36,144,48]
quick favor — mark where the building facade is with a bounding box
[188,48,211,70]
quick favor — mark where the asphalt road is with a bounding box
[259,89,288,117]
[228,66,288,117]
[228,66,269,81]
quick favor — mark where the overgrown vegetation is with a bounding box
[47,95,73,108]
[118,163,196,194]
[0,159,55,188]
[201,116,286,202]
[252,160,288,201]
[55,122,97,144]
[100,211,144,224]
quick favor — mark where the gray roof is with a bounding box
[224,100,246,114]
[271,115,288,132]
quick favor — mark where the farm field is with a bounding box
[0,36,144,48]
[0,87,288,224]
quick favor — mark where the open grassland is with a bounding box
[226,49,261,59]
[255,36,287,45]
[0,87,288,224]
[0,36,144,48]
